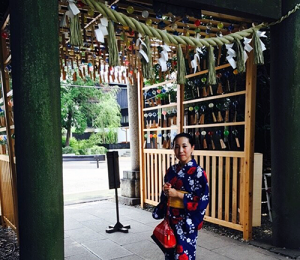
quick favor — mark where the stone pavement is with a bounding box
[64,200,293,260]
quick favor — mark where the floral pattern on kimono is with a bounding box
[152,159,209,260]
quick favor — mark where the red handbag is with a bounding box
[151,218,176,252]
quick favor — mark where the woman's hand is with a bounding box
[163,182,171,196]
[163,182,184,199]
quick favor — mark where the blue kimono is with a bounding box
[152,159,209,260]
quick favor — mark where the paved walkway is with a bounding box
[64,199,292,260]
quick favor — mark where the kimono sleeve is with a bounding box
[152,166,171,219]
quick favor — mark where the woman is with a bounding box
[152,132,209,260]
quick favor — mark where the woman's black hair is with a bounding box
[173,132,195,147]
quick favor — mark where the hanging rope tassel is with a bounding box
[142,36,153,79]
[176,45,186,84]
[107,21,120,67]
[70,15,83,47]
[235,40,246,73]
[252,30,264,65]
[207,46,216,85]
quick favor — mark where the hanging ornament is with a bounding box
[171,23,178,30]
[156,13,162,19]
[169,15,176,22]
[129,29,135,36]
[142,10,149,18]
[228,24,234,32]
[158,21,166,29]
[77,1,84,8]
[182,16,189,23]
[126,6,134,14]
[146,19,152,26]
[195,28,201,33]
[111,4,118,10]
[217,22,224,30]
[216,31,223,37]
[224,129,229,137]
[87,8,94,17]
[206,22,212,29]
[194,19,201,27]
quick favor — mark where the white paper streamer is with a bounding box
[68,0,80,16]
[136,35,149,63]
[158,44,171,72]
[100,17,108,27]
[65,10,74,19]
[190,47,204,73]
[225,43,236,69]
[60,13,67,27]
[159,56,168,72]
[257,31,267,51]
[191,53,200,73]
[242,37,253,63]
[94,19,109,43]
[243,37,253,52]
[139,49,149,63]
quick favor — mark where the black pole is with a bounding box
[106,151,130,233]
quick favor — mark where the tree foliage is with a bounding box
[61,75,121,146]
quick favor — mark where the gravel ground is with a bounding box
[0,227,19,260]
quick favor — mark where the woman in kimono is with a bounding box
[153,132,209,260]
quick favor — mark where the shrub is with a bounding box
[75,149,85,155]
[90,145,107,154]
[62,136,66,147]
[88,132,103,145]
[62,146,75,154]
[69,137,78,148]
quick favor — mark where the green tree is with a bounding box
[61,76,102,146]
[93,86,121,143]
[61,75,121,146]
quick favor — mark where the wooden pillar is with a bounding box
[137,71,146,208]
[270,0,300,249]
[243,49,257,241]
[10,0,64,259]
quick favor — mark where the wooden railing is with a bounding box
[0,157,17,232]
[142,149,246,232]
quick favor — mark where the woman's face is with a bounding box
[174,137,194,165]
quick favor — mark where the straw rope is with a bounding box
[81,1,300,48]
[83,0,264,47]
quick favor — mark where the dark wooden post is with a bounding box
[10,0,64,259]
[270,0,300,249]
